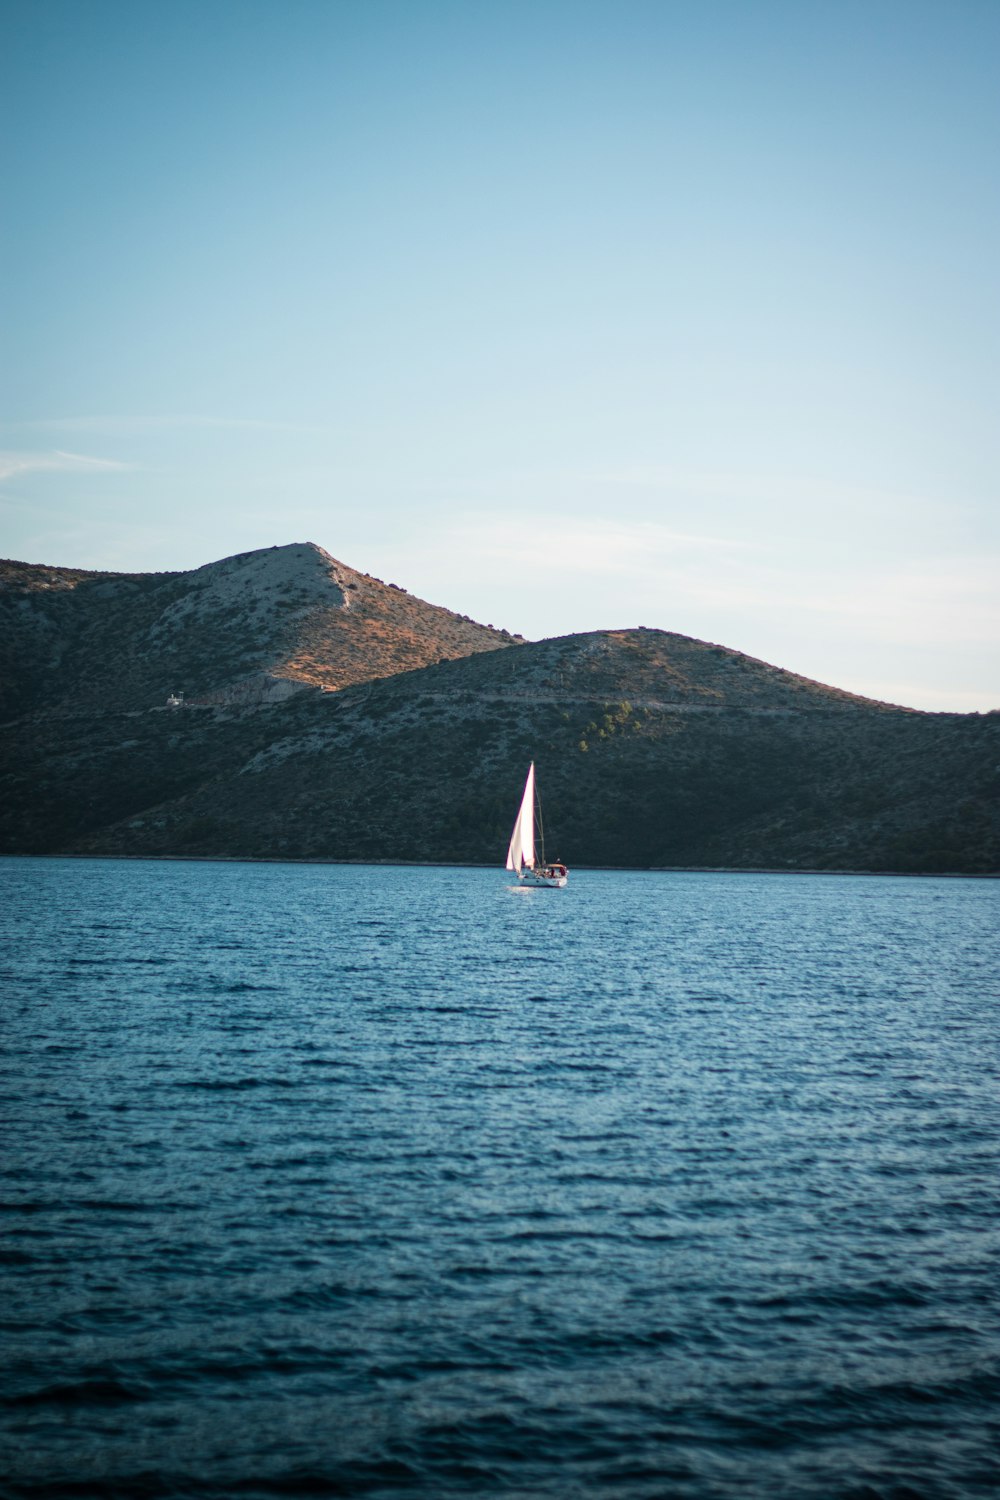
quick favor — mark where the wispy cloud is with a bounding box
[584,463,922,510]
[2,414,323,435]
[793,559,1000,646]
[385,511,1000,657]
[0,449,131,483]
[451,514,755,575]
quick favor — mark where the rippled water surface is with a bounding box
[2,857,999,1499]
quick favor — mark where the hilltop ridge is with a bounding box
[408,626,905,714]
[0,542,517,718]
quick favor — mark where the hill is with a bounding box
[0,542,517,719]
[2,564,997,874]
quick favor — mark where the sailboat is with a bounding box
[505,763,568,887]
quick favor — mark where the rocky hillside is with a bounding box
[2,600,997,873]
[0,543,517,719]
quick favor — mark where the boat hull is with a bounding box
[518,869,568,888]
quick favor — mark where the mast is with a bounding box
[535,779,546,867]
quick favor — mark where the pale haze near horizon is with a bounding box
[2,0,997,712]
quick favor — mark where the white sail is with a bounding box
[505,763,536,872]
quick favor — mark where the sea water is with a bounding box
[1,857,998,1499]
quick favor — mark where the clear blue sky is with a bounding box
[2,0,998,710]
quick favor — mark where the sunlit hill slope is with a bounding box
[0,542,517,718]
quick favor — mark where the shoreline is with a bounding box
[3,852,996,879]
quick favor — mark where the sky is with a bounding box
[2,0,998,711]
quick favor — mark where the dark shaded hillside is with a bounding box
[3,630,997,873]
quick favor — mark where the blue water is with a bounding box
[1,858,998,1500]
